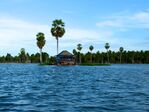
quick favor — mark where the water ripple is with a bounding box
[0,64,149,112]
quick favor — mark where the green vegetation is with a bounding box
[36,32,46,64]
[105,43,110,64]
[73,47,149,64]
[0,48,149,64]
[119,47,124,64]
[19,48,28,63]
[0,48,55,64]
[51,19,65,55]
[89,45,94,63]
[0,19,149,65]
[77,44,82,64]
[80,63,111,66]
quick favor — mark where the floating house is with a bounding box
[56,50,76,65]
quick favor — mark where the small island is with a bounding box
[0,1,149,112]
[1,19,148,66]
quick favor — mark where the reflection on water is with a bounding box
[0,64,149,112]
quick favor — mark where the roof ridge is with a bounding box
[58,50,73,56]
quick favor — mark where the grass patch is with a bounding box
[39,62,111,66]
[80,63,111,66]
[39,62,54,66]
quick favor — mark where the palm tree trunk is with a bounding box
[40,48,42,64]
[77,53,79,64]
[90,53,91,63]
[90,52,92,63]
[80,55,81,64]
[120,53,122,63]
[101,55,103,64]
[79,52,81,64]
[57,38,59,55]
[107,50,109,63]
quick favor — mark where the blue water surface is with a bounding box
[0,64,149,112]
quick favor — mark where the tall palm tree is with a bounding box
[119,47,124,63]
[73,49,77,64]
[105,43,110,63]
[77,44,82,64]
[89,45,94,63]
[36,32,46,64]
[19,48,27,63]
[72,49,77,55]
[51,19,65,55]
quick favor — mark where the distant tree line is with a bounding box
[0,47,149,64]
[73,44,149,64]
[1,19,149,64]
[0,48,55,64]
[73,50,149,64]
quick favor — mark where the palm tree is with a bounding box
[119,47,124,63]
[19,48,27,63]
[89,45,94,63]
[73,49,77,64]
[36,32,46,64]
[77,44,82,64]
[72,49,77,55]
[51,19,65,55]
[105,43,110,63]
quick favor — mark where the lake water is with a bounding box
[0,64,149,112]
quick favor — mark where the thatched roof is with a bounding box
[57,50,73,56]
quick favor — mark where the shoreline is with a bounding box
[0,63,149,66]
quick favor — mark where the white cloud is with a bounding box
[65,28,112,41]
[96,20,123,28]
[96,11,149,29]
[0,16,114,55]
[132,12,149,22]
[0,13,148,56]
[0,16,51,55]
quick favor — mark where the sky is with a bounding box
[0,0,149,56]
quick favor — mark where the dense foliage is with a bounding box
[51,19,65,55]
[36,32,46,63]
[1,19,148,64]
[0,48,55,64]
[1,48,148,64]
[73,50,149,64]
